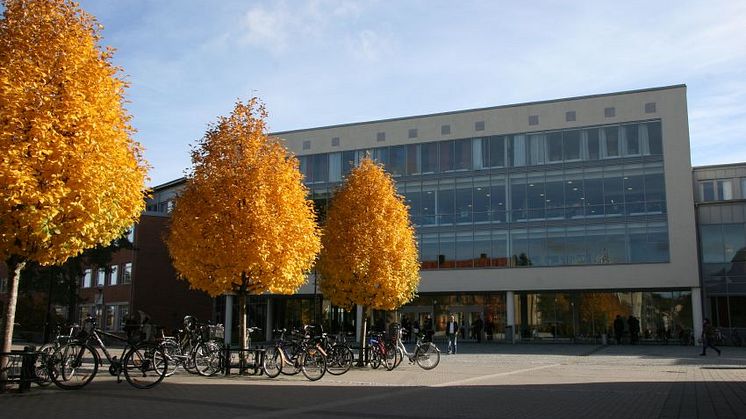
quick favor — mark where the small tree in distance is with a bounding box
[0,0,148,384]
[166,99,321,351]
[317,157,420,361]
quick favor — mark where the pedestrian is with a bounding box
[613,315,625,344]
[700,318,721,356]
[423,314,434,343]
[412,319,420,342]
[446,314,459,354]
[628,315,640,344]
[472,314,483,343]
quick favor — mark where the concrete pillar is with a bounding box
[224,294,233,346]
[692,287,703,345]
[356,304,363,343]
[506,291,515,343]
[265,298,273,342]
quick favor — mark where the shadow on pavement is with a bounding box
[3,378,746,419]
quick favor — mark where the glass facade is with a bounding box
[394,290,692,342]
[699,222,746,328]
[302,120,670,269]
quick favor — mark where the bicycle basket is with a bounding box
[208,324,224,340]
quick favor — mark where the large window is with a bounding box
[301,120,672,271]
[82,269,92,288]
[97,268,106,287]
[122,263,132,284]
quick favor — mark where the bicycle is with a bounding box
[48,315,168,390]
[35,324,77,386]
[192,322,226,377]
[365,330,396,371]
[263,327,327,381]
[391,323,440,370]
[322,332,354,376]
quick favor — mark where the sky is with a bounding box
[54,1,746,185]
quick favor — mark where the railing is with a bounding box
[222,345,265,376]
[0,346,38,393]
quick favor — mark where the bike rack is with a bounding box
[222,345,265,376]
[0,346,38,393]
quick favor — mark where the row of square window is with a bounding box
[79,303,129,332]
[300,121,663,184]
[699,178,746,202]
[302,103,657,150]
[81,263,132,288]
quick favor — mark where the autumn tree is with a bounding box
[0,0,148,382]
[166,99,321,351]
[317,158,420,359]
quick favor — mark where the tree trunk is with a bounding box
[238,291,247,351]
[1,256,26,391]
[357,306,368,367]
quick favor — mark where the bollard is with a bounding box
[223,344,231,376]
[19,346,37,393]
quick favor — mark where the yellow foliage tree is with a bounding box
[0,0,148,377]
[166,98,321,350]
[317,157,420,354]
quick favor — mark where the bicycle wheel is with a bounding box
[262,346,282,378]
[123,342,167,389]
[157,340,180,377]
[280,342,301,376]
[393,345,404,368]
[383,342,397,371]
[35,344,56,386]
[51,342,99,390]
[183,343,199,374]
[414,342,440,370]
[301,346,326,381]
[369,347,382,369]
[193,341,223,377]
[326,344,353,376]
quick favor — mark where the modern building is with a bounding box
[276,84,701,343]
[694,163,746,335]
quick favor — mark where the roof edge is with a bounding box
[271,84,686,136]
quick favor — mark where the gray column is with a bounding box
[224,294,233,346]
[265,298,273,342]
[356,305,363,343]
[692,287,703,345]
[506,291,515,343]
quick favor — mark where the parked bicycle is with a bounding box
[365,330,396,371]
[263,327,327,381]
[35,324,77,386]
[391,323,440,370]
[48,314,167,389]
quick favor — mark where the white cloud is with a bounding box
[241,3,293,51]
[346,30,394,62]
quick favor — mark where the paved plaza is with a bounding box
[3,343,746,418]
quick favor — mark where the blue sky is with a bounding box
[65,1,746,185]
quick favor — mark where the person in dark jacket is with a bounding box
[613,315,625,344]
[472,314,483,343]
[628,315,640,344]
[446,315,459,354]
[423,315,434,342]
[700,318,721,356]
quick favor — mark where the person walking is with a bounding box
[423,314,434,343]
[446,315,459,354]
[472,314,483,343]
[613,315,625,344]
[700,318,721,356]
[628,315,640,344]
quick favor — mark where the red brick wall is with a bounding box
[132,215,213,332]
